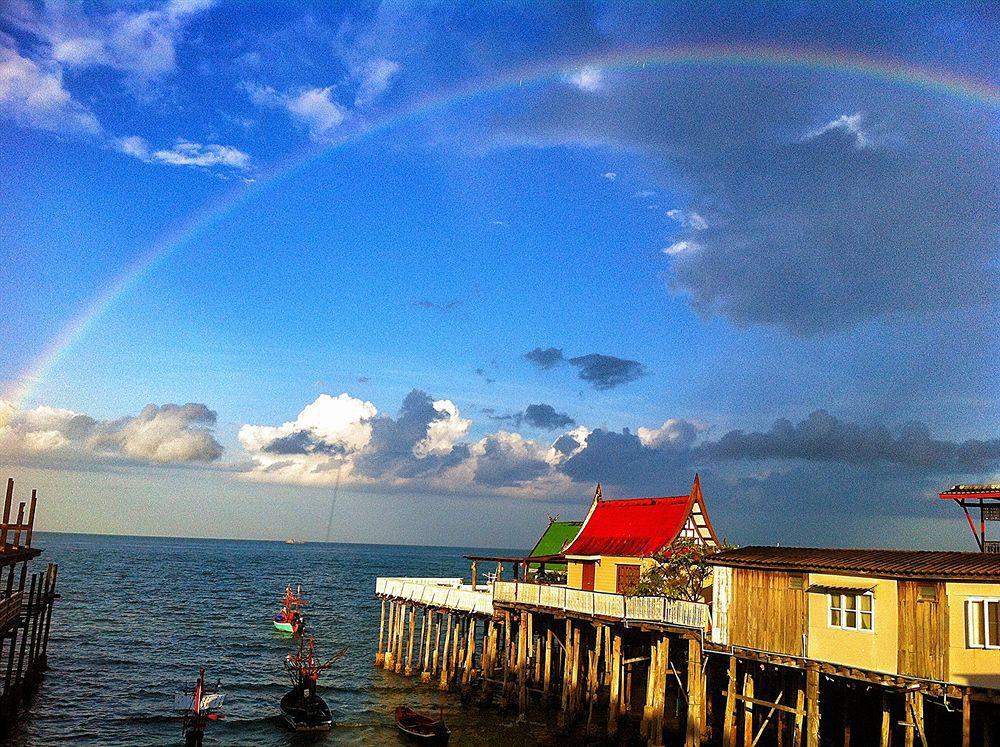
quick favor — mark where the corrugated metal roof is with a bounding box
[707,546,1000,581]
[563,495,692,557]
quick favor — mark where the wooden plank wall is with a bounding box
[897,581,948,681]
[729,569,807,656]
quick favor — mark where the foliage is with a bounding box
[631,537,733,601]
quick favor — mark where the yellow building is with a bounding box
[562,475,720,594]
[708,546,1000,689]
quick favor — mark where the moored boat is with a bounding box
[273,584,306,635]
[280,636,346,732]
[394,705,450,742]
[175,667,225,747]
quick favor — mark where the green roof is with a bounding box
[528,520,582,572]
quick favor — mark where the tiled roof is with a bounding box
[707,546,1000,581]
[940,484,1000,500]
[563,495,693,557]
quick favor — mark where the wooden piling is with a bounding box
[741,669,754,747]
[686,637,704,746]
[404,605,417,675]
[608,631,623,736]
[383,602,396,670]
[375,599,387,666]
[724,655,738,747]
[439,614,453,691]
[805,665,820,747]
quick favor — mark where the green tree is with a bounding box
[631,537,732,601]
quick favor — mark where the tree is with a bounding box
[631,537,732,601]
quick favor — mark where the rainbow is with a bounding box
[5,43,997,407]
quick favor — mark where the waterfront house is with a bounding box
[708,545,1000,689]
[563,475,720,594]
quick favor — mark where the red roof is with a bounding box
[939,484,1000,500]
[563,476,718,557]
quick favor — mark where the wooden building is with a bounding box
[0,478,59,735]
[563,475,719,594]
[709,545,1000,744]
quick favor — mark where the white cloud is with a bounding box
[9,0,216,80]
[0,47,101,135]
[602,171,617,181]
[0,400,222,465]
[149,140,250,169]
[663,240,700,256]
[637,418,705,448]
[112,135,150,159]
[353,57,400,108]
[567,66,603,92]
[285,87,346,138]
[666,208,708,231]
[803,112,872,149]
[414,399,471,457]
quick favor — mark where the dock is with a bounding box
[0,478,59,735]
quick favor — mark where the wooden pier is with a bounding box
[0,477,59,735]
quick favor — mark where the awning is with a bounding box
[807,584,875,595]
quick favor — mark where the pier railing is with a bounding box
[493,581,708,629]
[375,577,493,616]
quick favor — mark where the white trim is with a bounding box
[965,598,1000,649]
[827,590,875,633]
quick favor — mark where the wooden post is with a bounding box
[742,669,754,747]
[383,602,395,670]
[558,619,574,726]
[843,685,852,747]
[608,631,623,735]
[404,605,417,675]
[805,665,820,747]
[439,614,453,691]
[394,603,407,673]
[794,679,806,747]
[686,637,704,746]
[517,611,529,711]
[724,656,738,747]
[652,635,669,747]
[642,636,657,738]
[543,628,555,701]
[375,599,387,666]
[881,691,892,747]
[13,574,36,697]
[907,689,926,747]
[0,478,13,547]
[962,689,972,747]
[462,617,477,688]
[24,490,37,548]
[431,613,443,677]
[471,560,478,591]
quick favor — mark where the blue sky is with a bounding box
[1,1,997,548]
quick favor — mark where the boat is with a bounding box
[175,667,225,747]
[273,584,306,636]
[394,705,450,742]
[280,636,346,732]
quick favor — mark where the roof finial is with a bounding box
[595,483,603,502]
[691,473,702,499]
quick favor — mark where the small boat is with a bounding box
[274,584,306,636]
[394,705,450,742]
[280,636,346,732]
[175,667,225,747]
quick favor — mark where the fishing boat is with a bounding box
[394,705,450,742]
[175,667,225,747]
[280,636,346,732]
[273,584,306,635]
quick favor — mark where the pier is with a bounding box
[0,477,59,735]
[373,479,1000,744]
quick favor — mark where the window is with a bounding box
[789,574,805,590]
[966,599,1000,649]
[828,592,874,631]
[917,584,937,601]
[616,564,640,595]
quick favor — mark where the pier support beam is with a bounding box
[805,664,820,747]
[404,605,417,676]
[608,631,623,736]
[383,602,396,670]
[375,599,387,666]
[439,614,454,691]
[685,637,704,746]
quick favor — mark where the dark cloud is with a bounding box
[523,347,565,369]
[475,368,496,384]
[473,435,550,488]
[501,70,999,335]
[356,376,370,384]
[567,354,646,390]
[262,430,348,456]
[703,410,1000,472]
[523,347,646,389]
[520,403,575,430]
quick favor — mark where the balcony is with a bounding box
[493,580,709,630]
[375,577,494,616]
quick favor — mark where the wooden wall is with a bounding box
[897,580,948,681]
[729,568,807,656]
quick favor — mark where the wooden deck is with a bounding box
[375,577,494,616]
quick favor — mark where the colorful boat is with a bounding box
[273,584,306,635]
[280,636,346,732]
[175,667,225,747]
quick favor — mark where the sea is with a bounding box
[11,533,564,746]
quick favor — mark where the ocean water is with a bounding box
[12,533,561,746]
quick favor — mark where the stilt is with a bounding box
[805,665,820,747]
[724,656,737,747]
[376,599,387,666]
[608,631,623,736]
[431,613,443,677]
[461,616,476,692]
[439,614,453,691]
[517,611,529,712]
[881,691,892,747]
[686,637,704,746]
[394,603,407,673]
[404,605,417,675]
[383,602,396,670]
[962,689,972,747]
[420,609,434,683]
[543,628,555,702]
[741,669,754,747]
[794,679,805,747]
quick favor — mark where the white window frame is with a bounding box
[827,591,874,633]
[965,598,1000,649]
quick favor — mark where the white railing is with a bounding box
[494,581,708,630]
[375,577,493,616]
